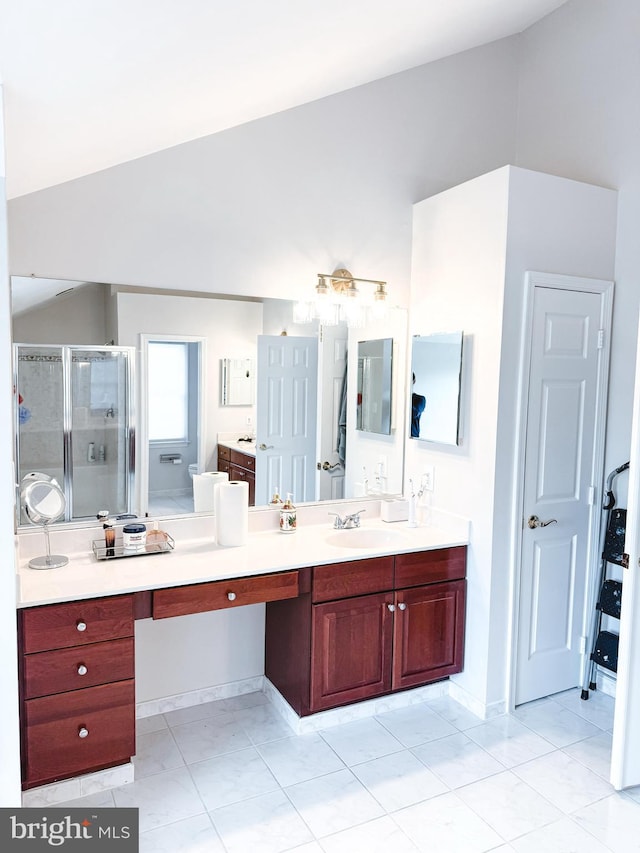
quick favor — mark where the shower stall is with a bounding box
[14,344,135,523]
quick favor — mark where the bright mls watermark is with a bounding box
[0,809,138,851]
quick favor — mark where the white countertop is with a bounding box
[15,515,468,608]
[218,439,256,457]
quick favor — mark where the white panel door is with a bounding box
[516,283,608,705]
[317,324,347,501]
[255,335,318,506]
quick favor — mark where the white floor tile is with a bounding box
[456,770,563,841]
[375,703,458,747]
[163,701,230,728]
[320,814,419,852]
[513,750,613,813]
[563,732,613,780]
[189,746,279,810]
[257,733,345,787]
[112,767,205,833]
[133,728,185,779]
[285,768,384,838]
[171,714,252,764]
[352,749,448,812]
[137,714,169,736]
[426,696,486,731]
[573,793,640,852]
[412,732,505,789]
[319,717,403,766]
[210,789,313,853]
[235,702,297,745]
[513,699,602,747]
[139,812,225,852]
[393,791,505,853]
[465,715,554,768]
[509,816,611,852]
[553,689,615,732]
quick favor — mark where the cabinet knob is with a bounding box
[397,602,407,611]
[227,591,237,601]
[387,603,396,612]
[77,664,88,676]
[76,621,87,632]
[78,726,89,739]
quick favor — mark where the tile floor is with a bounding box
[56,687,640,852]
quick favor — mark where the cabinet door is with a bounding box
[393,580,466,690]
[228,463,255,506]
[310,592,393,712]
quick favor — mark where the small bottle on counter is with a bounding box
[146,520,170,552]
[279,493,296,534]
[269,488,283,507]
[103,523,115,557]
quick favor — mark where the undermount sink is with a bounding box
[325,528,409,550]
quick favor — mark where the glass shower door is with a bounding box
[70,348,133,520]
[15,347,65,525]
[14,344,134,523]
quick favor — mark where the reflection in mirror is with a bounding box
[11,277,408,524]
[14,344,135,522]
[410,332,463,445]
[356,338,393,435]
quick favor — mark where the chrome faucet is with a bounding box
[329,509,366,529]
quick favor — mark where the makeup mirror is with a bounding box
[20,472,69,568]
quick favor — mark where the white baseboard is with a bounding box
[22,762,134,808]
[136,675,265,718]
[448,680,506,720]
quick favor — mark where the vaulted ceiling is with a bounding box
[0,0,567,199]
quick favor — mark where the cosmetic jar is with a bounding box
[122,522,147,552]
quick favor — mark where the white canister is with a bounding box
[122,522,147,552]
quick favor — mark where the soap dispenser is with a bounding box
[279,493,297,533]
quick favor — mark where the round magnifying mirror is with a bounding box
[20,473,69,570]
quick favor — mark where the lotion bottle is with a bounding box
[279,493,296,533]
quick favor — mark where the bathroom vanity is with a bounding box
[15,514,467,791]
[217,441,256,505]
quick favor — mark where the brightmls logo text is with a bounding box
[1,809,138,851]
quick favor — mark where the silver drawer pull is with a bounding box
[227,592,237,601]
[387,603,395,612]
[76,621,87,632]
[77,664,88,676]
[397,602,407,611]
[78,726,89,739]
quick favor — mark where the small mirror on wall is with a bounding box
[410,331,463,445]
[357,338,393,435]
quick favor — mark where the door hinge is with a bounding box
[579,635,587,655]
[622,552,630,569]
[597,329,605,349]
[588,486,596,506]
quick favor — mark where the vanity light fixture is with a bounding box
[294,268,388,328]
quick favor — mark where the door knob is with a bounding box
[258,443,273,451]
[321,461,340,471]
[527,515,558,529]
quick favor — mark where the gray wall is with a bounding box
[515,0,640,491]
[7,38,519,308]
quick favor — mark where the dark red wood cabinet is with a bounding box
[19,594,136,790]
[265,546,466,715]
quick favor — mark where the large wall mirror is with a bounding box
[12,277,408,526]
[410,331,463,446]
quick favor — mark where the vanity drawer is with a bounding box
[152,571,299,619]
[395,547,466,589]
[22,680,135,789]
[230,448,255,472]
[22,637,135,700]
[20,595,135,654]
[312,557,394,603]
[218,444,231,462]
